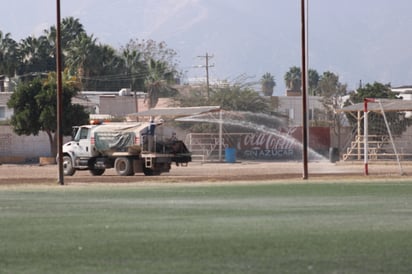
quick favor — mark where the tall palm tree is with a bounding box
[88,44,125,90]
[44,17,85,52]
[144,58,174,109]
[122,48,145,90]
[284,66,301,92]
[260,72,276,96]
[308,69,320,95]
[65,33,97,89]
[19,35,54,75]
[0,31,19,78]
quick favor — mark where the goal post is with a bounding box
[363,98,405,176]
[363,98,370,175]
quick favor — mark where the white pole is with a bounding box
[219,110,223,162]
[378,100,404,175]
[363,99,369,175]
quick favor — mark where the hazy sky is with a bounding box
[2,0,412,94]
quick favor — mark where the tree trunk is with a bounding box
[46,130,58,157]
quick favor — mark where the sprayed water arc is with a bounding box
[177,110,328,161]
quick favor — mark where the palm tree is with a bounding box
[44,17,85,52]
[88,44,125,90]
[284,66,301,92]
[260,72,276,96]
[0,31,19,78]
[65,33,97,89]
[61,17,85,43]
[19,35,54,75]
[308,69,320,95]
[144,58,175,109]
[122,48,145,90]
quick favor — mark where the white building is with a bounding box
[276,95,324,126]
[0,92,14,121]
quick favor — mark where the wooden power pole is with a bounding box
[197,53,214,100]
[56,0,64,185]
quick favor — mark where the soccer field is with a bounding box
[1,181,412,273]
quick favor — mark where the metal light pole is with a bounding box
[301,0,309,179]
[56,0,64,185]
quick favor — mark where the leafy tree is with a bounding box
[210,86,271,113]
[177,85,271,114]
[123,39,179,72]
[345,82,410,136]
[175,84,277,133]
[123,39,181,90]
[260,72,276,96]
[7,71,89,156]
[316,71,348,148]
[318,71,347,120]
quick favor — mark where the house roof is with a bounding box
[337,99,412,113]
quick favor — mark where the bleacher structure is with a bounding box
[338,99,412,162]
[342,133,412,161]
[185,133,243,162]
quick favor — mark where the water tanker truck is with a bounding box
[62,121,191,176]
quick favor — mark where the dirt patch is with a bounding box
[0,160,410,186]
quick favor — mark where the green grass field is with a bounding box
[1,181,412,273]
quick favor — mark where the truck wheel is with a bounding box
[115,157,134,176]
[89,168,105,176]
[63,155,76,176]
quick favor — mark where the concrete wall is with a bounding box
[0,126,70,163]
[100,96,137,117]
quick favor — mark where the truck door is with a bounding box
[73,127,92,157]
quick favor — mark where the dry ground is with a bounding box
[0,160,411,185]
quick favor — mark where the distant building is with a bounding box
[275,95,324,126]
[392,86,412,101]
[0,93,13,121]
[392,86,412,117]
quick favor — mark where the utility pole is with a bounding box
[301,0,309,180]
[56,0,64,185]
[197,53,214,100]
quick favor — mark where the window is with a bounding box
[74,127,89,141]
[80,128,89,139]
